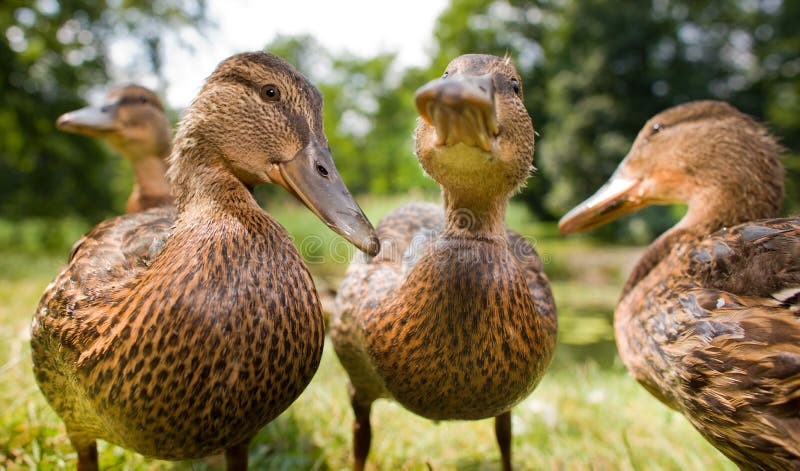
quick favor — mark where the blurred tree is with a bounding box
[5,0,796,247]
[429,0,799,237]
[0,0,207,221]
[748,0,800,214]
[267,34,436,196]
[542,0,799,236]
[535,0,701,238]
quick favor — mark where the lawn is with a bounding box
[0,195,735,470]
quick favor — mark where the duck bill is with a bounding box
[268,143,380,256]
[56,105,117,136]
[558,177,649,235]
[414,74,499,151]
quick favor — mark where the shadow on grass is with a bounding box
[452,458,507,471]
[159,412,327,470]
[247,411,328,470]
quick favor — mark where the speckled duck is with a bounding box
[32,52,379,471]
[56,84,174,213]
[560,100,800,470]
[332,54,557,471]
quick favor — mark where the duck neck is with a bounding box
[621,224,694,298]
[127,154,173,212]
[681,184,782,236]
[441,188,507,240]
[169,136,262,219]
[622,184,783,297]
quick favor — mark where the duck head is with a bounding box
[56,85,171,162]
[173,52,379,255]
[559,100,784,235]
[414,54,535,200]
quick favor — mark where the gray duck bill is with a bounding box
[269,143,380,256]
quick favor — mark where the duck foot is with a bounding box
[72,438,98,471]
[225,441,250,471]
[495,411,512,471]
[351,390,373,471]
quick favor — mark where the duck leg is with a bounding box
[350,390,373,471]
[495,411,512,471]
[70,435,98,471]
[224,441,250,471]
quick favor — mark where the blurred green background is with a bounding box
[1,0,797,469]
[1,0,798,243]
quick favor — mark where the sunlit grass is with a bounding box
[0,196,734,470]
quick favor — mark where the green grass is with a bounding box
[0,196,735,470]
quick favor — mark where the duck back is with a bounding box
[615,217,800,469]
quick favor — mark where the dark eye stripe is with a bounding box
[117,96,149,106]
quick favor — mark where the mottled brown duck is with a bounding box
[559,100,800,470]
[331,54,557,471]
[57,85,174,213]
[32,52,379,471]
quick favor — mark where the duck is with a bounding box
[56,84,174,213]
[559,100,800,470]
[32,51,379,471]
[331,54,557,471]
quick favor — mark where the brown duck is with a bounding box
[56,84,174,213]
[32,52,379,471]
[559,100,800,470]
[332,54,557,471]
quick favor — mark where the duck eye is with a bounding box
[316,163,329,177]
[442,71,449,79]
[259,84,281,102]
[511,78,521,95]
[138,96,147,104]
[652,122,664,134]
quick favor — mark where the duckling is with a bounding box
[559,100,799,470]
[32,52,379,471]
[331,54,557,471]
[57,85,174,212]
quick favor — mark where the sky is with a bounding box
[111,0,450,108]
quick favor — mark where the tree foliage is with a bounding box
[0,0,207,220]
[267,35,436,196]
[2,0,797,244]
[429,0,799,237]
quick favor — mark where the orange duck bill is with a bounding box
[415,73,500,152]
[558,176,651,235]
[267,142,380,256]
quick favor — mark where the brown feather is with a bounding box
[31,52,352,466]
[564,101,800,470]
[332,54,556,470]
